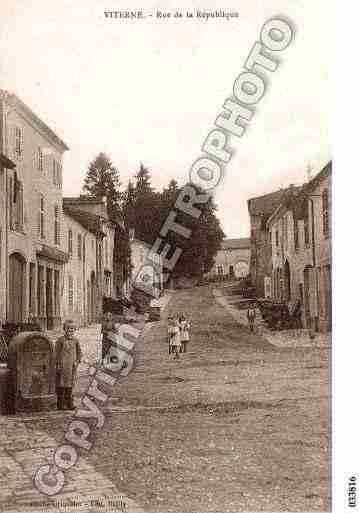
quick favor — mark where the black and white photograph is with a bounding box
[0,1,334,512]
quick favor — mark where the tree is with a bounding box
[122,163,162,244]
[122,180,136,230]
[134,163,154,195]
[153,180,225,280]
[169,186,224,278]
[83,152,122,220]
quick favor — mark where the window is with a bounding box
[39,195,45,239]
[10,173,24,232]
[304,216,310,245]
[294,218,299,250]
[283,216,288,250]
[68,275,74,312]
[15,127,23,156]
[54,270,60,316]
[68,229,73,256]
[53,159,62,188]
[29,263,35,314]
[54,205,60,245]
[37,147,43,171]
[104,271,111,296]
[76,278,82,313]
[104,239,108,266]
[275,230,279,247]
[304,202,310,245]
[322,189,329,238]
[78,233,82,260]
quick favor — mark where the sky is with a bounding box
[0,0,332,238]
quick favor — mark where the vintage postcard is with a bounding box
[0,1,333,512]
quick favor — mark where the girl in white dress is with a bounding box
[171,317,181,359]
[179,314,191,353]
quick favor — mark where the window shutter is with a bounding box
[11,126,16,160]
[20,127,24,156]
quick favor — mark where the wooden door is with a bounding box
[9,253,25,322]
[303,267,311,328]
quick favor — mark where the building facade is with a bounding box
[248,187,298,298]
[62,196,116,326]
[0,154,16,323]
[129,235,163,298]
[0,91,121,330]
[0,90,69,329]
[266,162,332,332]
[208,238,251,279]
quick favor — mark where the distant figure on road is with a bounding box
[55,320,82,410]
[247,306,256,333]
[167,316,175,354]
[101,312,115,361]
[179,314,191,353]
[168,316,181,359]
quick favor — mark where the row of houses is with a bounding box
[0,90,160,330]
[248,162,332,332]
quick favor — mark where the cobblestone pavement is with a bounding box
[0,287,330,513]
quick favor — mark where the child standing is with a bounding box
[179,314,191,353]
[167,316,174,354]
[247,306,256,333]
[171,317,181,360]
[55,320,82,410]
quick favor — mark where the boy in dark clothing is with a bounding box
[55,320,82,410]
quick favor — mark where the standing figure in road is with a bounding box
[101,311,115,362]
[179,314,191,353]
[247,306,256,333]
[167,316,175,354]
[55,320,82,410]
[171,317,181,360]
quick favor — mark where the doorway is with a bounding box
[284,260,291,302]
[8,253,25,322]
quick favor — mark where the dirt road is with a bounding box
[32,285,331,513]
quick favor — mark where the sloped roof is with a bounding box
[63,196,106,206]
[266,162,332,225]
[0,90,69,151]
[63,204,105,237]
[221,238,250,250]
[303,161,332,194]
[131,238,151,248]
[247,186,300,217]
[0,154,16,169]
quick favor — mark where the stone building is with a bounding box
[129,233,163,298]
[0,90,69,329]
[207,238,251,279]
[0,154,16,323]
[62,196,116,326]
[267,188,313,327]
[304,162,331,332]
[248,187,299,298]
[266,162,332,332]
[0,91,121,330]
